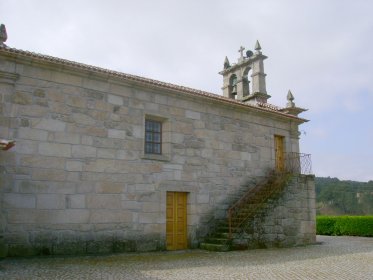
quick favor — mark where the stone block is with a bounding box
[117,150,140,160]
[0,174,14,192]
[113,240,136,253]
[33,119,66,132]
[86,241,112,254]
[196,193,210,204]
[12,91,32,105]
[17,180,76,195]
[48,101,71,114]
[32,168,66,181]
[17,127,48,141]
[83,159,116,172]
[143,224,162,234]
[52,71,83,86]
[71,145,97,158]
[97,148,117,159]
[108,94,123,105]
[83,77,110,92]
[121,200,141,210]
[145,102,159,111]
[185,110,201,120]
[108,129,126,139]
[136,239,159,252]
[3,193,36,209]
[96,182,125,193]
[89,110,109,121]
[53,241,86,255]
[72,113,96,126]
[54,209,91,224]
[36,194,65,209]
[6,209,36,223]
[38,142,71,157]
[67,194,86,209]
[66,160,83,171]
[132,125,143,138]
[90,210,131,223]
[138,213,162,224]
[19,155,65,169]
[81,135,94,145]
[66,172,79,183]
[15,139,39,154]
[86,194,122,209]
[154,95,168,105]
[142,202,160,212]
[85,89,104,100]
[48,132,80,144]
[66,95,86,108]
[45,88,64,102]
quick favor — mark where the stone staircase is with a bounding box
[200,171,291,251]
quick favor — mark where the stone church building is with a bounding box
[0,28,315,256]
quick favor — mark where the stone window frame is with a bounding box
[142,114,171,161]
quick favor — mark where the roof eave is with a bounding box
[0,46,307,123]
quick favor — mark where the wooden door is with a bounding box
[166,192,187,250]
[274,135,285,172]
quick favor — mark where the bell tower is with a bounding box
[219,40,271,104]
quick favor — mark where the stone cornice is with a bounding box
[0,70,19,84]
[0,46,307,123]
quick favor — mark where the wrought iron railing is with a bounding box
[227,153,312,239]
[202,153,313,247]
[285,153,312,175]
[227,171,290,238]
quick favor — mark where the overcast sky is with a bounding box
[1,0,373,181]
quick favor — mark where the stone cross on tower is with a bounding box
[238,46,245,60]
[220,41,270,104]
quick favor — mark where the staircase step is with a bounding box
[200,242,231,252]
[216,226,240,233]
[214,232,240,239]
[201,172,290,252]
[204,237,230,244]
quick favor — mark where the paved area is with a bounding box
[0,236,372,279]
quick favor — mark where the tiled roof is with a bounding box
[0,45,306,122]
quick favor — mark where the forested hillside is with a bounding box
[316,177,373,215]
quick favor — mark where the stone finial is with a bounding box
[0,24,7,47]
[224,56,230,69]
[281,90,307,116]
[287,90,295,108]
[254,40,261,54]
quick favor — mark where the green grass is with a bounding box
[317,216,373,237]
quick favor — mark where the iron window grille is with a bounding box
[145,119,162,154]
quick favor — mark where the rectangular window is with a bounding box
[145,119,162,154]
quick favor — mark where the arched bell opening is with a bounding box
[229,74,238,99]
[242,67,251,98]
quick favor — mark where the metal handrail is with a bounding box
[285,153,312,175]
[227,153,312,239]
[227,171,289,238]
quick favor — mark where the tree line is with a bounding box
[316,177,373,215]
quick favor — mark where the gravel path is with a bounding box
[0,236,372,279]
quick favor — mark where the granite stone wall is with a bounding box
[232,175,316,249]
[0,52,311,256]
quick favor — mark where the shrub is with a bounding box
[316,216,373,237]
[316,216,337,235]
